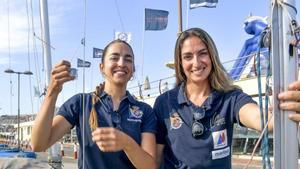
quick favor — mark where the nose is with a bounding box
[117,57,125,67]
[192,54,201,65]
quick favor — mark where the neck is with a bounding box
[104,81,127,110]
[185,81,211,106]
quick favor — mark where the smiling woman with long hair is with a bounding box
[154,27,300,169]
[31,39,157,169]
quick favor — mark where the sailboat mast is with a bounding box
[178,0,183,35]
[271,0,298,168]
[39,0,62,168]
[39,0,52,86]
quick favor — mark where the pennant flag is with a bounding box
[145,8,169,31]
[93,47,103,58]
[34,86,40,97]
[190,0,218,9]
[77,58,91,68]
[114,32,132,43]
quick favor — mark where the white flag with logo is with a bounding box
[114,32,132,44]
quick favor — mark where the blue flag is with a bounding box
[145,8,169,31]
[190,0,218,9]
[77,58,91,68]
[81,38,85,45]
[93,47,103,58]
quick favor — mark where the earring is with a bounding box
[130,75,135,81]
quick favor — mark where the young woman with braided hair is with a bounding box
[31,39,157,169]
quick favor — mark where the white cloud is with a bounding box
[0,1,39,53]
[0,1,79,54]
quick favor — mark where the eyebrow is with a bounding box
[124,54,133,58]
[182,48,208,55]
[197,48,208,53]
[109,52,133,58]
[110,52,120,56]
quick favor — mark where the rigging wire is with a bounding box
[38,0,45,74]
[82,0,87,168]
[243,113,274,169]
[70,43,82,63]
[6,0,13,116]
[6,0,11,69]
[26,0,34,114]
[277,0,298,41]
[114,0,125,32]
[31,0,43,103]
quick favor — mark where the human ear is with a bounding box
[99,63,104,73]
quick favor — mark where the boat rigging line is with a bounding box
[6,0,13,116]
[26,0,34,115]
[114,0,125,32]
[81,0,87,169]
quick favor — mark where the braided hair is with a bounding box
[88,39,134,131]
[89,83,105,131]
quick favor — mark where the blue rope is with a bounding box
[256,29,272,169]
[264,51,272,169]
[256,36,266,169]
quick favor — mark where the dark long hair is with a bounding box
[89,39,134,131]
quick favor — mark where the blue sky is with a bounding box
[0,0,299,116]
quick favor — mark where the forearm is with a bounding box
[31,92,58,151]
[240,104,273,132]
[253,111,273,132]
[124,137,156,169]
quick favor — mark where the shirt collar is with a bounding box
[126,91,137,104]
[99,90,136,104]
[177,83,189,104]
[177,83,222,110]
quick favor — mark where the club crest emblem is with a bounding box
[129,106,143,118]
[170,112,183,129]
[210,113,225,128]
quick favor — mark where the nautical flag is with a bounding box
[81,38,85,46]
[77,58,91,68]
[145,8,169,31]
[114,32,132,44]
[190,0,218,9]
[34,86,40,97]
[93,47,103,58]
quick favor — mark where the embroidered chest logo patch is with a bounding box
[212,129,228,149]
[129,106,143,118]
[210,113,226,128]
[170,112,183,129]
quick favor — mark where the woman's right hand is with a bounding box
[92,127,133,152]
[278,80,300,122]
[48,60,75,96]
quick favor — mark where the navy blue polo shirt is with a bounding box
[57,91,156,169]
[154,84,256,169]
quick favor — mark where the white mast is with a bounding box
[271,0,298,168]
[40,0,52,85]
[39,0,62,168]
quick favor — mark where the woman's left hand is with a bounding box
[278,80,300,122]
[92,127,131,152]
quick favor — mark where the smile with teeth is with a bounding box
[113,69,127,75]
[191,67,205,74]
